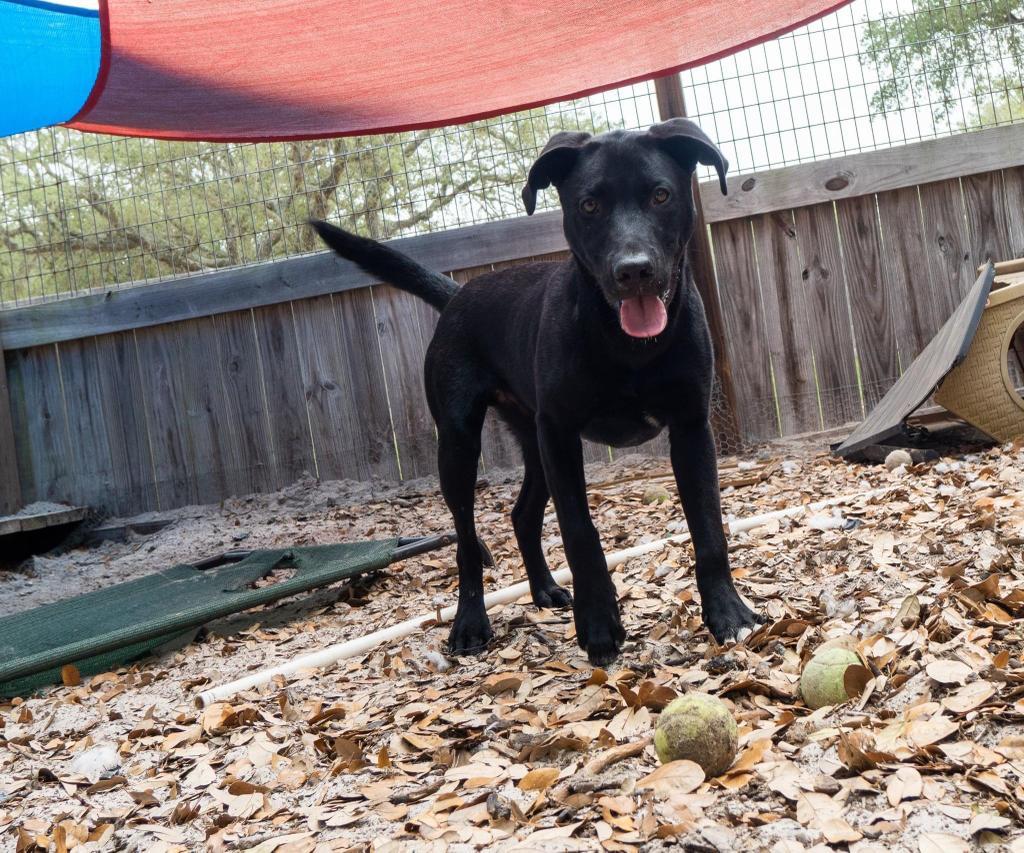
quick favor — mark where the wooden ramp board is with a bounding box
[0,504,88,539]
[834,263,995,458]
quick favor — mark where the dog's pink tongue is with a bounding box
[619,295,667,338]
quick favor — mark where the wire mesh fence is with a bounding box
[1,0,1022,308]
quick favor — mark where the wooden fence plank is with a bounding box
[702,123,1024,223]
[251,303,318,487]
[875,187,941,365]
[172,318,244,504]
[0,345,21,513]
[918,179,973,321]
[790,203,863,428]
[962,171,1016,267]
[57,338,120,512]
[93,332,160,514]
[291,295,376,482]
[835,194,900,410]
[333,289,401,480]
[58,334,159,515]
[711,218,778,443]
[134,321,214,507]
[750,210,821,435]
[214,309,277,496]
[371,287,438,480]
[1003,167,1024,259]
[5,345,73,505]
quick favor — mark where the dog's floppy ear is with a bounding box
[521,131,591,215]
[647,118,729,196]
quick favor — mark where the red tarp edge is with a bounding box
[61,0,847,142]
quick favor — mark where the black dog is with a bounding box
[312,118,759,665]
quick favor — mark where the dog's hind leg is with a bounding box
[436,403,494,655]
[511,433,572,610]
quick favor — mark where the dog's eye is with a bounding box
[652,188,671,205]
[579,198,599,215]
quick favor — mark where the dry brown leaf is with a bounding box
[796,792,840,826]
[926,660,973,686]
[60,664,81,687]
[161,726,201,752]
[85,776,126,794]
[918,833,970,853]
[887,766,923,806]
[482,672,525,695]
[968,813,1011,834]
[941,680,995,714]
[402,732,445,751]
[844,664,874,699]
[939,740,1004,767]
[994,735,1024,760]
[821,817,863,844]
[584,737,650,775]
[637,760,704,795]
[895,594,922,628]
[244,832,315,853]
[735,738,772,771]
[200,702,257,735]
[521,821,584,842]
[129,789,160,806]
[184,761,216,788]
[906,715,959,748]
[838,729,892,771]
[518,767,560,791]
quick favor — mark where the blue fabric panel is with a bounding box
[0,0,101,137]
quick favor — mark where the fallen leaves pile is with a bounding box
[1,441,1023,852]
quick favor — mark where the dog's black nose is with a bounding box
[613,256,654,287]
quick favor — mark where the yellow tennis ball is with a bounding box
[654,693,738,777]
[800,647,863,709]
[643,484,672,505]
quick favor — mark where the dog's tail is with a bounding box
[310,220,457,312]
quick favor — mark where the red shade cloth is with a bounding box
[69,0,849,141]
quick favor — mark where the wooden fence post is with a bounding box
[0,346,23,515]
[654,73,742,450]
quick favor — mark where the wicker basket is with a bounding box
[935,262,1024,442]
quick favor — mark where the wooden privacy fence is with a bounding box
[1,123,1023,516]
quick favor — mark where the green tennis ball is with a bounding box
[800,647,863,709]
[654,693,738,777]
[642,484,672,505]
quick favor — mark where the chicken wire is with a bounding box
[2,0,1022,309]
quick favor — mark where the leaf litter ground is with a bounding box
[1,441,1023,852]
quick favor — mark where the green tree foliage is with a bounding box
[0,107,611,303]
[966,77,1024,125]
[860,0,1024,125]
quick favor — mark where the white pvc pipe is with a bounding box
[196,487,885,707]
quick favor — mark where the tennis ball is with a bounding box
[800,646,864,709]
[884,449,913,471]
[654,693,738,777]
[643,484,672,505]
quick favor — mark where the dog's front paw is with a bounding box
[447,605,493,656]
[574,589,625,666]
[702,585,762,645]
[531,580,573,610]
